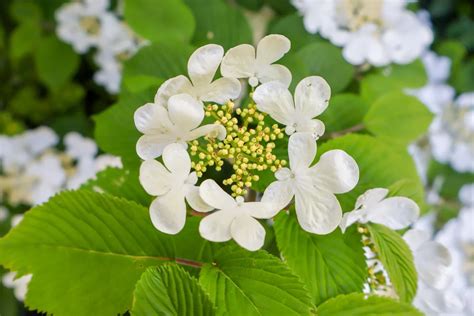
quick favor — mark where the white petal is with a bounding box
[312,150,359,194]
[139,159,172,196]
[295,119,325,137]
[221,44,256,79]
[257,64,292,87]
[187,124,226,141]
[256,34,291,65]
[288,132,316,171]
[185,186,213,213]
[154,75,193,107]
[253,81,294,126]
[261,180,294,212]
[415,241,452,289]
[136,134,172,160]
[294,76,331,118]
[339,210,365,233]
[149,192,186,234]
[355,188,389,209]
[295,189,342,234]
[134,103,172,134]
[230,215,265,251]
[367,197,420,230]
[162,143,191,180]
[403,229,430,252]
[200,77,241,104]
[187,44,224,86]
[199,179,236,210]
[242,201,280,219]
[199,210,235,242]
[168,93,204,131]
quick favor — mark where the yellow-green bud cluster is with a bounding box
[189,101,287,197]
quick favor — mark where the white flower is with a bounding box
[253,76,330,137]
[139,144,212,234]
[64,132,98,161]
[221,34,292,87]
[340,188,420,232]
[459,183,474,207]
[292,0,433,66]
[0,206,8,222]
[2,272,32,302]
[262,132,359,234]
[198,179,278,251]
[154,44,241,107]
[429,92,474,173]
[56,0,120,54]
[11,214,24,227]
[134,93,226,160]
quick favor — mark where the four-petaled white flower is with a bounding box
[339,188,420,232]
[198,179,278,251]
[154,44,241,107]
[262,133,359,234]
[139,144,212,235]
[221,34,292,87]
[253,76,330,137]
[134,93,226,160]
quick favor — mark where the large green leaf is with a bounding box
[364,92,433,145]
[317,293,422,315]
[9,21,41,60]
[34,36,80,91]
[317,134,426,212]
[131,264,216,316]
[367,224,418,303]
[124,0,195,43]
[199,246,315,315]
[319,94,369,135]
[184,0,252,49]
[274,212,367,305]
[0,190,176,316]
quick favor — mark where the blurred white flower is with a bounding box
[139,144,212,234]
[199,179,278,251]
[221,34,292,87]
[0,206,9,222]
[291,0,432,66]
[2,272,32,302]
[64,132,98,160]
[56,0,120,53]
[134,93,226,160]
[154,44,241,107]
[262,132,359,234]
[253,76,330,137]
[340,188,419,232]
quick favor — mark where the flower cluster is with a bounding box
[56,0,144,93]
[291,0,433,66]
[135,34,363,251]
[0,127,121,208]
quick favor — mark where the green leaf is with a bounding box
[9,0,42,23]
[317,134,425,212]
[132,265,216,316]
[269,14,323,51]
[451,59,474,93]
[364,92,433,145]
[319,94,369,135]
[34,36,79,91]
[124,0,195,43]
[287,42,354,93]
[435,40,467,74]
[81,167,150,206]
[0,190,176,316]
[236,0,264,11]
[274,212,367,305]
[9,22,41,60]
[317,293,422,315]
[184,0,253,49]
[199,246,315,315]
[367,223,418,303]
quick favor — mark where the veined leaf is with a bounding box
[0,190,176,316]
[199,245,315,315]
[317,293,422,315]
[319,94,369,135]
[132,264,216,316]
[274,212,367,305]
[367,223,418,303]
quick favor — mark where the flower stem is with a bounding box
[328,123,365,139]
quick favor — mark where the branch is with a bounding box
[328,123,365,139]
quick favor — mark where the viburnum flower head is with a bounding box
[340,188,420,232]
[134,93,226,160]
[262,132,359,234]
[199,180,279,251]
[221,34,292,87]
[154,44,241,108]
[139,144,212,234]
[253,76,330,137]
[291,0,433,66]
